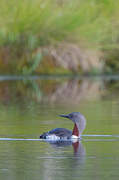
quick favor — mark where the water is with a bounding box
[0,75,119,180]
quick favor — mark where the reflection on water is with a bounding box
[0,76,106,104]
[0,76,119,179]
[45,140,85,156]
[0,75,119,105]
[41,140,86,180]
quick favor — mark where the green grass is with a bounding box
[0,0,119,48]
[0,0,119,73]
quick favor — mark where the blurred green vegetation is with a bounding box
[0,0,119,74]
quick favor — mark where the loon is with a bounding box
[40,112,86,140]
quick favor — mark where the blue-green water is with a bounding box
[0,76,119,180]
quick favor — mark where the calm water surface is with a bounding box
[0,76,119,180]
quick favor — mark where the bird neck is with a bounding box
[72,123,79,137]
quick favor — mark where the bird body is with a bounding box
[40,112,86,140]
[40,128,72,140]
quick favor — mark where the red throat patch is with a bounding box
[72,123,79,136]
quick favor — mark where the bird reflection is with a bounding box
[46,139,85,156]
[42,140,86,179]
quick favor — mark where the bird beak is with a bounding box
[59,114,69,119]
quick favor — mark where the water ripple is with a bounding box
[0,134,119,141]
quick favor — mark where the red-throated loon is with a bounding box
[40,112,86,140]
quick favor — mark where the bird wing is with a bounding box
[48,128,72,138]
